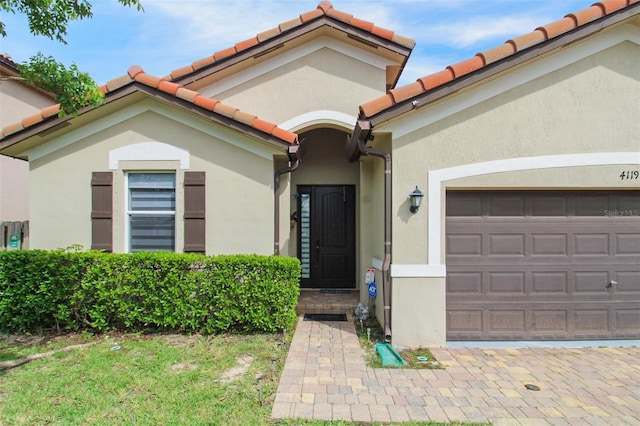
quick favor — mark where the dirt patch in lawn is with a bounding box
[217,355,254,383]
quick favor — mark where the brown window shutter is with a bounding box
[91,172,113,252]
[184,171,206,254]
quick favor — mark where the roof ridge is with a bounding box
[167,1,415,81]
[0,65,298,145]
[360,0,638,118]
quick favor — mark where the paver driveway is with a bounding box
[272,317,640,425]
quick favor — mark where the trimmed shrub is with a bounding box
[0,250,300,334]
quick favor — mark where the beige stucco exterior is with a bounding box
[0,77,55,221]
[29,102,284,253]
[374,30,640,348]
[203,42,394,125]
[1,5,638,349]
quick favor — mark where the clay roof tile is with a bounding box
[193,95,219,111]
[170,65,195,80]
[2,122,24,138]
[176,87,199,103]
[418,69,455,91]
[536,17,577,39]
[256,27,281,43]
[213,103,239,119]
[300,9,324,23]
[233,110,258,127]
[317,1,333,13]
[128,65,144,79]
[271,126,298,144]
[593,0,629,14]
[447,55,485,78]
[213,46,237,61]
[350,17,374,32]
[389,81,424,104]
[566,5,606,26]
[507,29,548,52]
[478,43,517,65]
[325,8,353,23]
[235,37,260,53]
[41,104,61,119]
[252,118,277,135]
[359,94,394,118]
[22,112,44,129]
[157,80,180,96]
[192,56,216,71]
[279,17,303,32]
[105,74,133,92]
[134,72,162,88]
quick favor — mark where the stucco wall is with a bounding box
[384,37,639,347]
[0,80,54,221]
[29,102,280,254]
[206,46,388,125]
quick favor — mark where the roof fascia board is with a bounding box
[369,6,640,128]
[22,99,284,163]
[199,36,398,98]
[380,23,638,139]
[173,16,412,86]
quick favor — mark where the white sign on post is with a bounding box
[365,268,375,284]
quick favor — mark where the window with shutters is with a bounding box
[126,172,176,252]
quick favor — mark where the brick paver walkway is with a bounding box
[272,317,640,425]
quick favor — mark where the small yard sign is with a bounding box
[365,268,375,284]
[8,234,20,248]
[368,282,377,298]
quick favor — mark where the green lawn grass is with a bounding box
[1,332,287,425]
[1,330,479,426]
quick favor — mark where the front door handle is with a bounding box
[315,240,320,261]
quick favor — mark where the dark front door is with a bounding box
[298,185,355,288]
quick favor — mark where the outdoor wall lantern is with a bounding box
[409,186,424,213]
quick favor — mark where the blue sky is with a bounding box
[1,0,592,87]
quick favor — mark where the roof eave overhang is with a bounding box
[172,15,414,87]
[367,4,640,128]
[0,83,294,158]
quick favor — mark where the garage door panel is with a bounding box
[531,271,568,294]
[488,272,525,293]
[531,310,568,333]
[447,233,482,256]
[616,309,640,333]
[488,234,525,256]
[447,272,482,294]
[616,270,640,293]
[574,309,609,335]
[616,233,640,255]
[574,233,610,255]
[447,190,640,341]
[532,234,568,255]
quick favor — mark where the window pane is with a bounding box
[130,215,175,252]
[130,188,175,211]
[300,193,311,279]
[128,173,175,189]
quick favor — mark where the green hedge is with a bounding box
[0,250,300,334]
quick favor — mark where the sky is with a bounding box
[1,0,593,87]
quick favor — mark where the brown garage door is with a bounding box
[446,191,640,340]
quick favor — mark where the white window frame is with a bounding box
[125,172,177,253]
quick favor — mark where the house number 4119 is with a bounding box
[619,170,639,180]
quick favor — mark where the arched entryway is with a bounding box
[288,128,358,289]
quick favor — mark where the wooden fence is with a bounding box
[0,221,29,250]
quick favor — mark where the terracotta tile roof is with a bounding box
[0,66,298,145]
[0,54,19,73]
[359,0,639,119]
[167,1,415,81]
